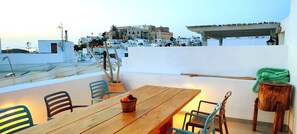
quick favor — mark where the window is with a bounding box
[51,43,57,53]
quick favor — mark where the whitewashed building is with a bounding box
[38,40,75,62]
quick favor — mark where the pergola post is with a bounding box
[219,37,223,46]
[201,32,208,46]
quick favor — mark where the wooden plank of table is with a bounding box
[116,88,201,134]
[17,85,162,134]
[82,87,184,134]
[47,85,169,134]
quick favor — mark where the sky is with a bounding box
[0,0,290,49]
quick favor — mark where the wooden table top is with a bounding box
[18,85,201,134]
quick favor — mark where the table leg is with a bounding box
[252,98,259,131]
[159,118,173,134]
[272,102,285,134]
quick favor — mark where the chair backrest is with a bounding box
[44,91,73,120]
[89,80,110,99]
[0,105,34,133]
[202,103,222,134]
[220,91,232,114]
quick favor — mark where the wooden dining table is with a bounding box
[18,85,201,134]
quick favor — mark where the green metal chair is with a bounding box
[0,105,34,134]
[89,80,125,104]
[168,103,222,134]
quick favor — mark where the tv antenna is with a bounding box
[58,23,64,51]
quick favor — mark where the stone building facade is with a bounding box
[112,25,173,40]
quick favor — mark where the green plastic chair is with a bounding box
[89,80,125,104]
[0,105,34,134]
[168,103,222,134]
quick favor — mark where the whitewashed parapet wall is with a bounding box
[122,46,288,76]
[0,72,105,124]
[121,46,289,124]
[0,53,64,65]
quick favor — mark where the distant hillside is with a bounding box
[1,49,29,53]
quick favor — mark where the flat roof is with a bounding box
[186,22,281,39]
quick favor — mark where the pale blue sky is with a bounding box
[0,0,290,49]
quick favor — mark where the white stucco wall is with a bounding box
[122,46,288,77]
[0,53,64,65]
[0,41,76,67]
[283,0,297,133]
[0,72,105,123]
[38,40,76,62]
[121,46,289,124]
[38,40,63,53]
[121,72,270,122]
[0,71,286,125]
[63,42,76,62]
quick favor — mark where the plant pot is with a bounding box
[108,81,126,97]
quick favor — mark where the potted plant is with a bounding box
[86,31,126,93]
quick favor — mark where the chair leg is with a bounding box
[212,130,215,134]
[252,98,259,131]
[185,124,188,131]
[219,119,224,134]
[223,115,229,134]
[185,124,194,132]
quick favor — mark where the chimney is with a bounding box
[65,30,68,42]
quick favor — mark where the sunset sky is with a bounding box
[0,0,290,49]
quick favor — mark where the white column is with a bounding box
[219,37,223,46]
[201,32,208,46]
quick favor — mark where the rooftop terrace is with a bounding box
[1,0,297,132]
[0,45,293,133]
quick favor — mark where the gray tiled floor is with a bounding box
[173,114,290,134]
